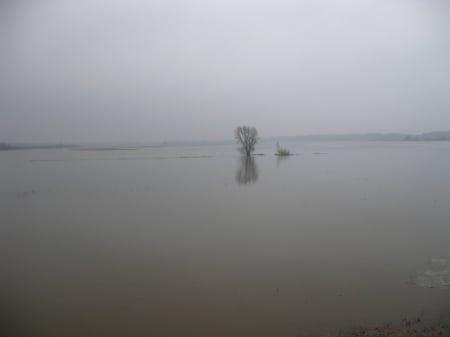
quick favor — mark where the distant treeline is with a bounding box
[403,131,450,141]
[271,130,450,142]
[0,142,79,151]
[2,130,450,151]
[0,142,13,150]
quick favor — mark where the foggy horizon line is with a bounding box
[2,129,450,146]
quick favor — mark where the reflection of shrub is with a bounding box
[275,142,291,156]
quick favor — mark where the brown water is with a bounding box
[1,142,450,337]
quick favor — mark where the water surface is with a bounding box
[1,142,450,337]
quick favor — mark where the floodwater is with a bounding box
[1,142,450,337]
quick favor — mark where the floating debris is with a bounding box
[415,255,450,289]
[16,189,37,199]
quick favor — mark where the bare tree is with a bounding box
[235,126,258,157]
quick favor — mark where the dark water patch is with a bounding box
[117,157,151,161]
[73,147,137,151]
[153,155,214,160]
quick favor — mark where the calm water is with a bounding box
[1,142,450,337]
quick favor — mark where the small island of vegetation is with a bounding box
[275,142,291,156]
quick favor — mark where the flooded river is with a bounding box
[1,142,450,337]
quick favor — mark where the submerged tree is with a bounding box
[235,126,258,157]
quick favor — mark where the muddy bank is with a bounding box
[328,315,450,337]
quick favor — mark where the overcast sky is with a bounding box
[1,0,449,143]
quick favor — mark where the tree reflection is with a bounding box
[276,154,291,167]
[236,156,259,185]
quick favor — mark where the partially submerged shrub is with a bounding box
[275,142,291,156]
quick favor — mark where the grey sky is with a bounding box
[1,0,449,143]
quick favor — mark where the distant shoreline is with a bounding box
[270,130,450,142]
[0,143,79,151]
[2,130,450,151]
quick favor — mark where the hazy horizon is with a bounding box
[2,129,450,146]
[1,0,450,143]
